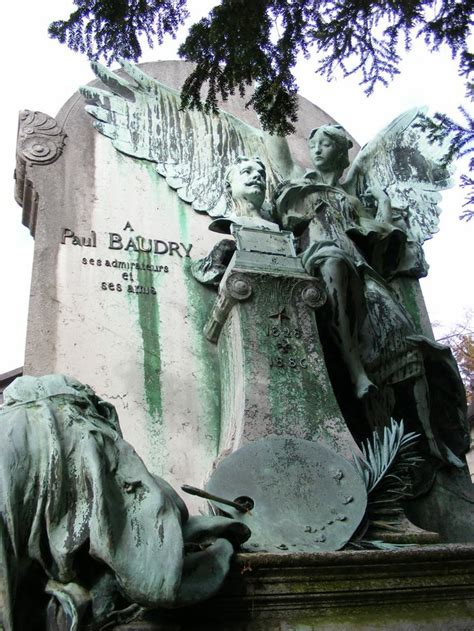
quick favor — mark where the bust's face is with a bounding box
[227,160,266,210]
[308,130,340,173]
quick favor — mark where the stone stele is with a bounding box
[12,59,474,630]
[14,61,356,514]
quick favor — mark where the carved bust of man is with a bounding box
[210,156,279,233]
[225,156,267,216]
[193,156,280,284]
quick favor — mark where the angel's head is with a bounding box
[308,125,353,177]
[224,156,267,215]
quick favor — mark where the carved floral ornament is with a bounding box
[17,110,66,165]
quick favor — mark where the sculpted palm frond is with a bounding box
[344,108,455,244]
[353,419,421,530]
[80,60,280,217]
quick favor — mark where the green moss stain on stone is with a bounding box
[217,322,235,449]
[396,279,423,333]
[176,203,221,450]
[247,291,302,434]
[110,155,163,429]
[246,283,344,448]
[135,249,163,424]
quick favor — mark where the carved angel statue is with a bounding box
[81,61,468,471]
[270,123,468,473]
[80,60,452,239]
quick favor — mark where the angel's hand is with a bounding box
[81,61,281,218]
[365,186,393,223]
[365,186,389,203]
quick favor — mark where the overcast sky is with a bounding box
[1,1,472,374]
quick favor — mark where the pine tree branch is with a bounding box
[49,0,473,136]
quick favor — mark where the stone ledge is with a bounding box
[116,544,474,629]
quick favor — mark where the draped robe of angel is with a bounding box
[270,123,468,472]
[0,375,249,631]
[80,62,469,477]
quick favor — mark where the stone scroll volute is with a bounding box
[15,110,66,235]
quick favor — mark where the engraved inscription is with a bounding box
[61,222,193,299]
[266,317,308,370]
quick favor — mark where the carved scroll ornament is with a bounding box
[17,110,66,165]
[14,110,66,236]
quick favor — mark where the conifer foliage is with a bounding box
[419,108,474,220]
[49,0,472,135]
[49,1,472,207]
[49,0,189,64]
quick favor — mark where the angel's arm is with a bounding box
[262,133,304,181]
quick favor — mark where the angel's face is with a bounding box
[228,160,266,210]
[308,131,340,173]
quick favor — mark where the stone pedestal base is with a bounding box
[116,545,474,630]
[204,227,360,462]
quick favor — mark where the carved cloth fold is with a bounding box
[0,375,244,631]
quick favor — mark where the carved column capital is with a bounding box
[295,278,327,309]
[204,271,254,343]
[225,272,253,301]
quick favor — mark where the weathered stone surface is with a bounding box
[11,57,474,631]
[15,110,66,236]
[16,57,472,532]
[17,61,347,513]
[114,544,474,630]
[207,231,355,460]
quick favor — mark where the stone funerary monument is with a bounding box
[6,60,474,629]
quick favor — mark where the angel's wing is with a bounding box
[343,108,454,244]
[80,61,281,217]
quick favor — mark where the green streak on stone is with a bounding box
[244,283,345,447]
[176,203,220,450]
[396,279,422,334]
[177,200,189,242]
[136,249,163,423]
